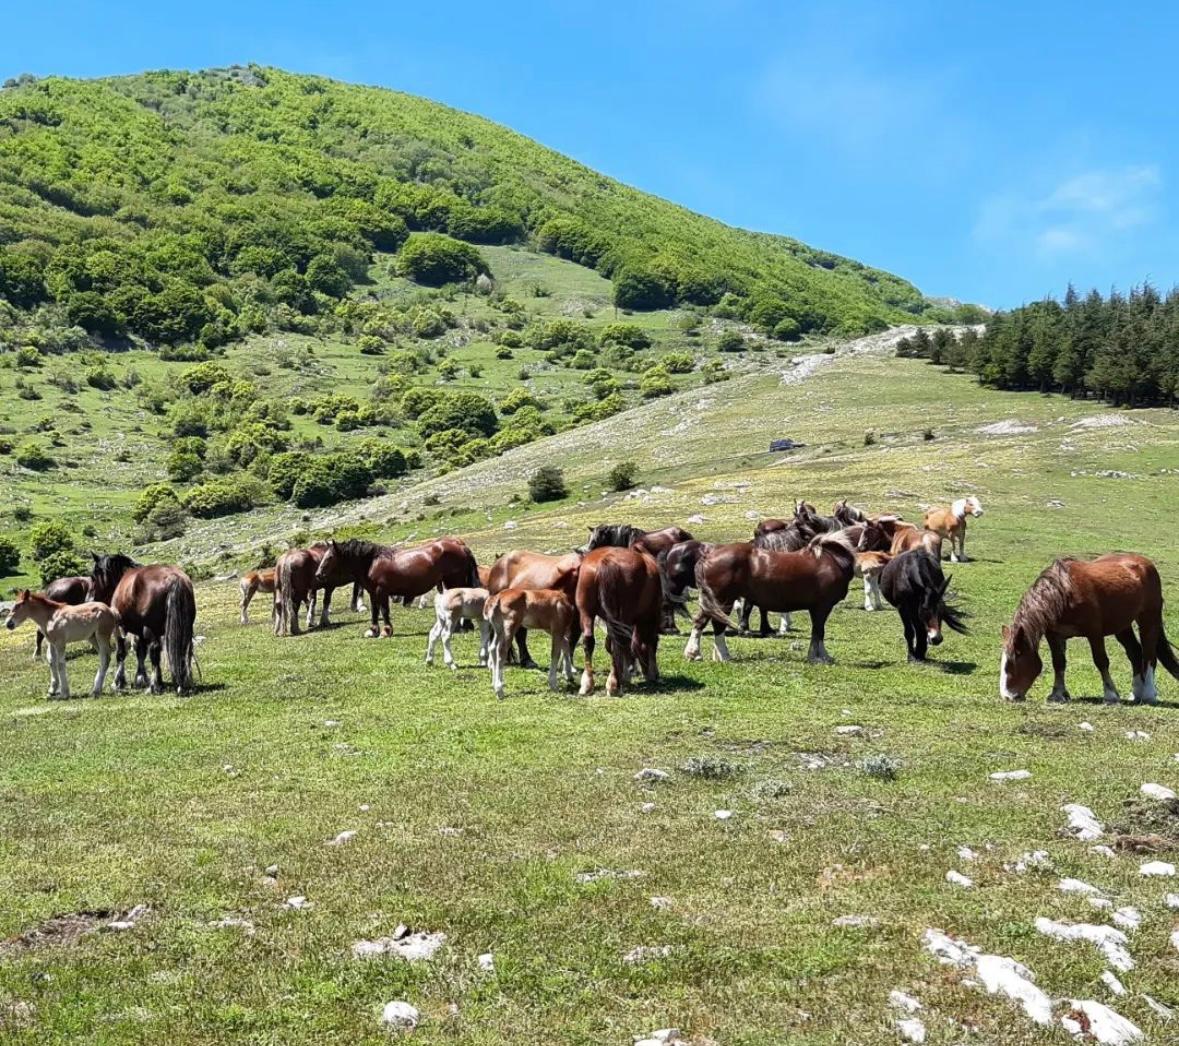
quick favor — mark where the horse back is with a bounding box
[45,576,90,604]
[1070,554,1163,630]
[112,564,191,634]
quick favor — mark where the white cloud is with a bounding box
[975,165,1161,258]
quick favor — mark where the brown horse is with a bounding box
[314,537,479,637]
[89,554,195,694]
[484,588,577,699]
[239,567,276,626]
[575,547,662,696]
[1000,553,1179,704]
[273,543,364,636]
[687,531,859,664]
[32,575,91,659]
[584,524,694,634]
[487,550,582,666]
[881,517,943,560]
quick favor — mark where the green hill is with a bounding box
[0,65,966,347]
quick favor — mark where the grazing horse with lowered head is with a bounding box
[484,587,577,699]
[880,517,944,560]
[687,530,862,664]
[487,550,582,666]
[576,546,662,696]
[89,554,195,694]
[1000,553,1179,704]
[273,543,364,637]
[426,587,490,670]
[239,567,275,625]
[879,549,967,661]
[6,589,119,699]
[924,496,984,562]
[315,537,479,637]
[31,575,91,659]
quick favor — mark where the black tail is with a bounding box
[1158,621,1179,679]
[165,575,196,692]
[465,549,480,589]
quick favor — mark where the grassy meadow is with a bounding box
[3,349,1179,1043]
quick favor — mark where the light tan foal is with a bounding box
[483,588,576,700]
[239,567,276,625]
[5,590,120,699]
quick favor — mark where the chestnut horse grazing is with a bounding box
[6,589,119,699]
[239,567,275,625]
[89,554,195,694]
[315,537,479,637]
[1000,554,1179,704]
[576,547,662,696]
[487,550,581,666]
[32,575,91,659]
[879,550,967,661]
[426,587,490,670]
[687,531,859,664]
[924,496,984,562]
[484,588,576,699]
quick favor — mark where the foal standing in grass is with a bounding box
[483,587,576,699]
[426,587,490,670]
[6,589,119,699]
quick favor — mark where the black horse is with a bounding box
[879,549,967,661]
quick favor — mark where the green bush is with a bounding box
[417,393,498,439]
[613,267,675,310]
[660,351,695,374]
[600,323,653,350]
[0,537,20,576]
[38,549,87,587]
[397,233,488,286]
[133,483,182,523]
[717,330,747,353]
[166,450,203,482]
[15,441,55,471]
[608,461,639,491]
[499,388,543,415]
[182,475,268,518]
[28,519,74,564]
[267,451,311,499]
[528,465,568,503]
[639,367,674,399]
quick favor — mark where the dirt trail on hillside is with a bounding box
[778,325,981,386]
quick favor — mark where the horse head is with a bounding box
[88,552,137,603]
[4,589,32,630]
[1000,622,1041,700]
[313,539,341,584]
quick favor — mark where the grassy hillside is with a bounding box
[2,348,1178,1044]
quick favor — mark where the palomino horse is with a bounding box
[687,531,860,664]
[89,554,195,694]
[584,523,694,633]
[426,587,490,670]
[314,537,479,637]
[6,589,119,699]
[879,550,967,661]
[484,588,577,699]
[239,567,275,625]
[487,550,582,666]
[923,496,984,562]
[273,543,364,636]
[32,575,91,659]
[1000,554,1179,704]
[576,547,662,696]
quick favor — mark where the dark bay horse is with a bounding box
[575,547,662,696]
[1000,554,1179,704]
[89,554,195,694]
[315,537,479,637]
[32,575,91,659]
[687,531,859,664]
[274,542,362,636]
[584,524,694,633]
[487,550,582,666]
[879,549,967,661]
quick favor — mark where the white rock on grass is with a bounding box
[477,952,495,972]
[1140,783,1176,801]
[833,914,878,928]
[1171,928,1179,953]
[895,1017,927,1043]
[1007,850,1054,874]
[1140,861,1176,877]
[640,802,657,814]
[106,905,151,932]
[714,809,734,821]
[1058,878,1104,895]
[1124,731,1151,741]
[1060,1000,1143,1044]
[1166,893,1179,909]
[649,896,673,910]
[1091,845,1117,858]
[686,514,706,525]
[327,830,358,846]
[1111,907,1142,932]
[1089,897,1114,911]
[380,1000,420,1031]
[284,896,312,910]
[990,769,1031,782]
[1101,971,1127,996]
[208,916,255,935]
[634,768,670,783]
[922,928,1052,1025]
[1143,994,1175,1020]
[1034,917,1133,971]
[957,846,978,862]
[575,868,643,884]
[1079,721,1095,732]
[945,870,974,888]
[634,1029,684,1046]
[1062,804,1104,841]
[888,990,922,1013]
[835,725,865,736]
[623,945,673,964]
[353,931,446,962]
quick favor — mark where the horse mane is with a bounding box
[333,538,396,560]
[1012,558,1076,643]
[809,529,858,565]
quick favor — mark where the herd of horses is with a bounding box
[5,494,1179,706]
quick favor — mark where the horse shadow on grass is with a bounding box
[1066,694,1178,709]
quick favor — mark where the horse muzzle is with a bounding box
[927,628,943,646]
[4,618,14,630]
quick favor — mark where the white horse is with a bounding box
[5,589,120,699]
[426,587,490,670]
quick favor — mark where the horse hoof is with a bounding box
[381,627,393,638]
[364,629,378,638]
[521,660,539,670]
[1047,693,1071,704]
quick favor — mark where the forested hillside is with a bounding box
[0,64,966,353]
[897,283,1179,407]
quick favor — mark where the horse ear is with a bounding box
[1001,624,1011,641]
[20,588,29,599]
[91,551,100,563]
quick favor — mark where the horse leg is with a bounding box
[55,644,71,700]
[425,613,442,665]
[911,608,928,662]
[442,611,459,671]
[1135,614,1160,704]
[901,609,918,660]
[606,630,626,697]
[114,633,128,690]
[779,612,793,634]
[579,614,597,696]
[319,586,334,629]
[712,612,732,662]
[240,585,252,625]
[1088,635,1120,704]
[381,597,393,638]
[478,618,490,667]
[352,582,365,614]
[148,637,164,695]
[515,628,538,669]
[365,594,380,638]
[1119,627,1151,704]
[684,609,708,661]
[134,633,150,689]
[492,620,512,700]
[736,598,751,635]
[92,632,111,696]
[806,609,834,664]
[44,640,59,698]
[34,628,43,660]
[548,629,563,691]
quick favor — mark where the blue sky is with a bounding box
[4,1,1175,308]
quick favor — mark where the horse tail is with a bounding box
[940,597,970,635]
[693,557,737,631]
[1157,620,1179,679]
[165,575,196,692]
[277,555,295,636]
[464,547,480,589]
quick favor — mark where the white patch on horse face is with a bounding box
[999,648,1021,700]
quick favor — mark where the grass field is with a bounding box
[3,346,1179,1044]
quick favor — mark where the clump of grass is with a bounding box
[679,755,742,779]
[857,755,901,781]
[749,778,792,800]
[923,427,936,441]
[863,430,876,446]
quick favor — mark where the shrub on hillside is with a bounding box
[0,537,20,576]
[660,351,694,374]
[133,483,182,523]
[600,323,652,350]
[28,519,74,566]
[639,366,674,399]
[717,330,746,353]
[417,392,498,439]
[166,449,203,482]
[528,465,568,503]
[608,461,639,492]
[499,388,543,415]
[397,233,487,286]
[612,267,675,311]
[15,440,55,471]
[182,475,268,518]
[37,549,87,587]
